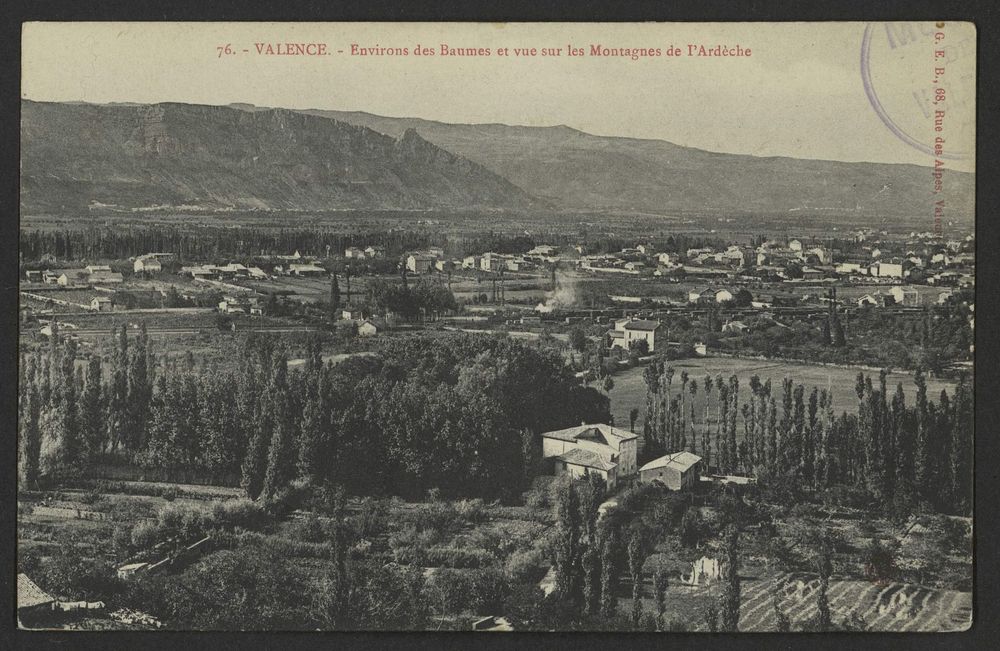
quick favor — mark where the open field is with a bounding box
[607,355,958,432]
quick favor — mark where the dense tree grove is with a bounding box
[642,360,973,516]
[19,223,441,263]
[18,329,611,502]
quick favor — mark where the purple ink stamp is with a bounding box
[861,22,974,161]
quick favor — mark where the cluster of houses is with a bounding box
[28,264,125,287]
[404,245,560,275]
[540,422,703,492]
[344,245,386,259]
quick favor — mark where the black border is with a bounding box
[2,2,997,650]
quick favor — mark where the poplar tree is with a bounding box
[553,477,583,606]
[913,367,930,498]
[628,529,644,628]
[261,352,295,500]
[950,374,972,514]
[329,273,341,322]
[720,525,741,632]
[107,324,129,451]
[298,374,323,482]
[55,338,82,470]
[80,355,105,460]
[20,360,42,488]
[653,566,670,631]
[599,527,619,618]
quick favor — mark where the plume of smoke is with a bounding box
[536,272,578,313]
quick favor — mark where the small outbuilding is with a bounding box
[639,451,702,490]
[17,573,55,625]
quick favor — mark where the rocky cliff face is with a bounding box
[304,109,975,225]
[20,101,537,214]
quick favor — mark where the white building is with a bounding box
[870,262,904,279]
[540,423,639,491]
[608,318,664,352]
[890,286,921,306]
[406,254,436,274]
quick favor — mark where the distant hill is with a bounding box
[290,108,975,223]
[20,100,974,224]
[20,101,537,214]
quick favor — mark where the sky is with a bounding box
[22,22,976,171]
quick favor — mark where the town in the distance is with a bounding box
[17,211,974,632]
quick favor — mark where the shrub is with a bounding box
[423,545,496,569]
[469,567,510,613]
[210,499,272,531]
[352,497,389,538]
[161,486,179,502]
[180,509,207,540]
[505,548,544,583]
[524,488,550,511]
[293,513,327,543]
[679,506,704,548]
[130,520,162,550]
[78,488,102,505]
[157,503,187,534]
[455,498,486,524]
[112,524,134,554]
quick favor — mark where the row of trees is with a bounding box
[19,223,440,263]
[642,361,973,516]
[18,329,611,502]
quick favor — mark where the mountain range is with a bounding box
[21,100,974,223]
[20,101,536,214]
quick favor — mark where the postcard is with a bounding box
[17,21,974,632]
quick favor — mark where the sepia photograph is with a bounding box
[15,21,975,633]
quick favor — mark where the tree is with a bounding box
[107,324,129,451]
[20,363,42,488]
[126,322,152,451]
[79,355,105,459]
[553,477,583,606]
[653,566,670,631]
[329,273,341,323]
[581,544,601,618]
[297,374,323,483]
[627,529,644,628]
[261,352,295,500]
[520,429,541,490]
[599,527,619,619]
[53,338,82,471]
[913,367,930,498]
[719,525,741,632]
[679,506,703,548]
[772,581,790,632]
[949,374,972,514]
[569,326,588,353]
[813,530,835,632]
[629,338,649,356]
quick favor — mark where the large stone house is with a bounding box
[540,423,638,491]
[608,318,664,353]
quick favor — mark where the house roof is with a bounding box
[17,574,54,609]
[622,319,661,332]
[541,423,638,444]
[555,447,617,472]
[640,451,702,473]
